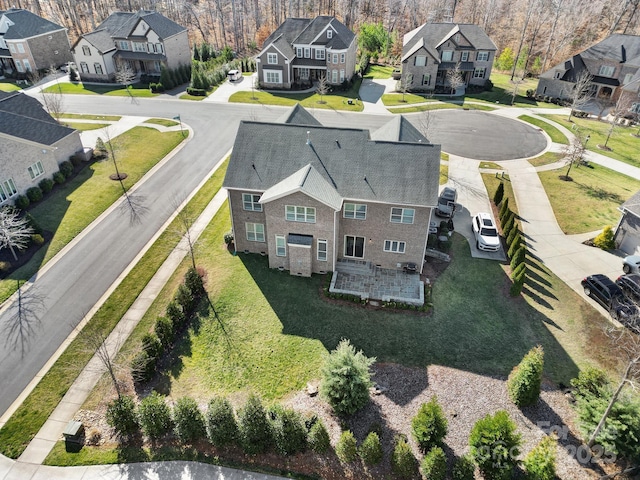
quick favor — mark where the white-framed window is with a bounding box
[624,73,634,85]
[477,51,489,61]
[304,47,310,58]
[22,59,31,72]
[15,60,23,72]
[285,205,316,223]
[275,235,286,256]
[340,69,345,82]
[82,45,91,56]
[442,50,453,61]
[134,42,146,52]
[264,70,282,84]
[422,74,431,85]
[344,235,365,258]
[340,53,345,63]
[94,63,103,75]
[80,62,89,73]
[333,53,338,63]
[461,51,469,62]
[155,43,163,54]
[267,52,278,64]
[27,161,44,179]
[317,239,327,261]
[390,207,414,224]
[296,47,303,57]
[246,223,265,242]
[343,203,366,220]
[8,44,15,53]
[332,69,338,83]
[327,29,333,39]
[17,43,24,53]
[415,55,426,67]
[384,240,406,253]
[0,178,17,202]
[473,67,486,78]
[118,40,130,50]
[243,193,262,211]
[299,67,309,80]
[598,65,615,77]
[315,48,325,60]
[147,42,155,53]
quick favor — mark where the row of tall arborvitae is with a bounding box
[494,182,527,296]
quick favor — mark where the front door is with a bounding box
[345,235,365,258]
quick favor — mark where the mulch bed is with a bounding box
[0,230,52,279]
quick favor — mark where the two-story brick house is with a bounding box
[0,8,73,76]
[71,10,190,82]
[0,91,83,204]
[536,34,640,106]
[400,23,497,93]
[256,16,357,89]
[223,105,441,277]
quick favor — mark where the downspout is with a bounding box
[333,208,338,272]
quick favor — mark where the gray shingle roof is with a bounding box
[622,190,640,217]
[277,103,322,125]
[96,10,185,40]
[403,23,497,58]
[370,116,429,143]
[262,18,312,49]
[81,29,117,53]
[224,107,440,207]
[0,91,76,145]
[0,8,65,39]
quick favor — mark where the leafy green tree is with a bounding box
[411,395,448,452]
[206,396,238,447]
[106,395,139,438]
[321,339,375,415]
[308,419,331,453]
[392,435,418,478]
[336,430,357,463]
[523,434,557,480]
[138,392,173,440]
[237,394,273,454]
[421,446,447,480]
[507,345,544,407]
[173,397,205,443]
[469,411,522,480]
[495,47,515,71]
[358,22,390,56]
[359,431,383,465]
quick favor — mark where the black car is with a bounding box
[581,274,634,320]
[616,274,640,304]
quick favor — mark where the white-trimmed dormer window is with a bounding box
[327,29,333,39]
[304,47,310,58]
[118,40,130,51]
[598,65,615,77]
[267,52,278,64]
[296,47,302,57]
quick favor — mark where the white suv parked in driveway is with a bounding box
[472,212,501,252]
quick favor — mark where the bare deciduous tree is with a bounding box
[561,133,588,180]
[316,75,329,103]
[0,207,33,261]
[170,195,199,270]
[601,93,634,149]
[78,328,125,399]
[445,63,465,96]
[1,281,45,358]
[397,72,413,102]
[566,70,594,121]
[115,63,137,101]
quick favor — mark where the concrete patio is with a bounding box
[329,259,424,305]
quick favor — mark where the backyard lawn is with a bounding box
[542,114,640,168]
[363,64,393,79]
[537,163,640,234]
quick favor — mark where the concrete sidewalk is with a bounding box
[204,73,257,102]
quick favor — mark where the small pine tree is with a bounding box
[205,397,238,447]
[166,300,185,327]
[411,395,448,452]
[173,397,206,443]
[499,198,510,222]
[138,392,173,440]
[511,262,526,281]
[237,394,273,454]
[308,419,331,453]
[452,454,475,480]
[421,446,447,480]
[392,435,418,479]
[502,213,515,239]
[523,434,557,480]
[359,431,383,465]
[510,245,526,271]
[106,395,139,438]
[176,283,194,315]
[336,430,358,463]
[507,227,520,248]
[469,411,522,480]
[493,182,505,205]
[510,269,526,297]
[270,405,308,455]
[508,232,522,257]
[154,316,174,349]
[593,226,615,250]
[141,332,162,359]
[185,267,205,297]
[320,339,375,415]
[507,345,544,407]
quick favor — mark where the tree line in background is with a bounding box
[2,0,639,76]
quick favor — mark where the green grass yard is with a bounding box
[43,82,159,97]
[59,114,121,121]
[389,102,495,113]
[518,115,569,144]
[61,122,109,131]
[363,64,393,79]
[528,152,564,167]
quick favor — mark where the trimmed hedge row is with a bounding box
[495,183,526,296]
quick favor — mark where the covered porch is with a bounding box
[329,259,425,306]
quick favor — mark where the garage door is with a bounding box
[619,229,640,255]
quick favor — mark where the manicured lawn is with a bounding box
[0,81,22,92]
[440,152,449,184]
[179,93,207,101]
[59,113,121,121]
[43,82,159,97]
[0,127,185,303]
[61,122,110,131]
[363,64,394,79]
[518,115,569,144]
[528,151,564,167]
[479,161,503,169]
[0,161,228,459]
[537,164,640,234]
[144,118,179,127]
[389,102,495,113]
[228,79,363,112]
[541,114,640,168]
[466,72,548,108]
[382,92,436,106]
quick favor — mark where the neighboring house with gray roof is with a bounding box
[0,91,83,204]
[615,190,640,255]
[256,16,357,89]
[537,34,640,109]
[223,104,440,277]
[71,10,190,82]
[0,8,72,76]
[400,23,496,93]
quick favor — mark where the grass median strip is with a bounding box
[518,115,568,144]
[0,159,228,459]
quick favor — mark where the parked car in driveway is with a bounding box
[616,274,640,304]
[471,212,500,252]
[582,274,638,321]
[435,187,458,218]
[623,255,640,274]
